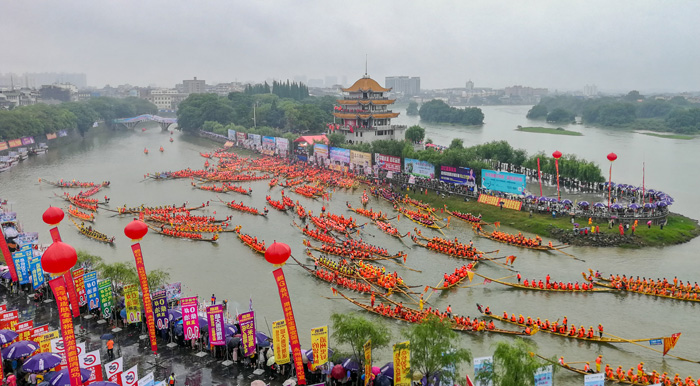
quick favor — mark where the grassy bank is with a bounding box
[516,126,582,136]
[639,132,695,140]
[403,191,700,247]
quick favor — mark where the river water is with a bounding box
[1,106,698,384]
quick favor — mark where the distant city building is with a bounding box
[293,75,307,85]
[146,88,188,111]
[0,89,39,109]
[182,77,206,94]
[324,76,338,88]
[465,80,474,91]
[39,84,77,102]
[0,72,87,89]
[385,76,421,96]
[502,85,548,104]
[583,84,598,97]
[332,74,406,145]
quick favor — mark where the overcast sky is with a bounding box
[2,0,698,93]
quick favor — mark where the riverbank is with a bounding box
[515,126,583,136]
[403,191,700,248]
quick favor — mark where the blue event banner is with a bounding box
[29,256,45,289]
[12,251,29,285]
[440,165,476,186]
[84,271,100,310]
[481,169,526,195]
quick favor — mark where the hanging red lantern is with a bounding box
[265,241,291,266]
[552,150,562,159]
[124,219,149,241]
[41,241,77,274]
[42,206,65,226]
[607,152,617,162]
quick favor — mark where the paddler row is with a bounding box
[441,264,475,287]
[355,261,404,289]
[606,274,700,294]
[520,276,594,291]
[315,269,371,293]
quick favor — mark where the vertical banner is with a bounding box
[72,268,87,307]
[85,271,100,310]
[0,310,19,331]
[79,349,103,384]
[584,373,604,386]
[237,311,256,357]
[51,339,86,370]
[272,320,290,365]
[311,326,328,366]
[473,356,493,386]
[29,256,45,290]
[207,305,225,346]
[131,243,158,354]
[138,372,154,386]
[98,280,113,320]
[364,339,372,386]
[393,341,410,386]
[48,277,82,386]
[12,251,29,284]
[16,320,34,341]
[181,296,199,340]
[0,234,18,282]
[151,290,168,331]
[105,357,124,386]
[63,271,81,318]
[537,158,543,197]
[37,330,59,353]
[272,268,306,385]
[534,365,553,386]
[121,364,139,386]
[124,284,141,324]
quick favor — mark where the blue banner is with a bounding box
[227,129,236,140]
[262,136,276,149]
[12,251,29,285]
[404,158,435,178]
[534,365,553,386]
[85,271,100,310]
[649,339,662,346]
[440,165,476,186]
[481,169,526,195]
[29,256,44,289]
[584,373,604,386]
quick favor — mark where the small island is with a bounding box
[516,126,583,136]
[639,132,695,140]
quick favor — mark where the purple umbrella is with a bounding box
[46,368,92,386]
[225,323,238,336]
[578,201,590,207]
[0,329,18,345]
[610,204,623,210]
[167,309,182,321]
[561,199,572,204]
[644,203,657,209]
[379,362,394,379]
[538,197,548,202]
[342,357,360,371]
[2,340,39,359]
[21,352,62,373]
[593,202,606,208]
[656,201,668,207]
[0,271,11,280]
[198,316,208,329]
[628,203,641,210]
[256,331,271,347]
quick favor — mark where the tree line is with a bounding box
[244,80,310,101]
[527,92,700,133]
[177,92,335,134]
[328,135,604,183]
[418,99,485,126]
[0,97,157,140]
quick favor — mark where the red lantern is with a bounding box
[607,152,617,162]
[42,206,65,226]
[41,241,77,274]
[124,219,149,241]
[552,150,562,159]
[265,241,291,266]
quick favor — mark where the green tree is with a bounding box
[476,339,550,386]
[406,101,419,116]
[64,102,99,136]
[449,138,464,150]
[526,105,548,119]
[328,132,346,148]
[624,90,644,102]
[330,313,391,367]
[546,108,575,124]
[405,125,425,143]
[77,250,103,270]
[403,315,471,385]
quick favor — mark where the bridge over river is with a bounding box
[113,114,177,131]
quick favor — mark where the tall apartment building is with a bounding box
[385,76,420,96]
[182,77,206,94]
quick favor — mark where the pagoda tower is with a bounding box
[332,74,406,144]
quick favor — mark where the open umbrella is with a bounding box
[21,352,63,373]
[100,333,114,340]
[379,362,394,379]
[578,201,589,207]
[628,203,641,210]
[342,357,360,371]
[46,368,92,386]
[0,329,18,345]
[644,203,657,209]
[256,331,271,347]
[0,270,11,280]
[89,382,121,386]
[561,199,572,204]
[267,355,276,366]
[331,364,346,380]
[119,309,127,319]
[593,202,606,208]
[656,201,668,207]
[2,340,39,359]
[167,309,182,321]
[251,380,266,386]
[224,324,238,336]
[226,336,240,348]
[610,204,623,210]
[375,375,392,386]
[371,366,381,376]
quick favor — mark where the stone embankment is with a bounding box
[549,227,643,247]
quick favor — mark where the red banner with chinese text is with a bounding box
[0,235,19,282]
[16,320,34,342]
[272,268,306,385]
[131,243,158,354]
[49,277,82,386]
[63,271,80,318]
[0,310,19,331]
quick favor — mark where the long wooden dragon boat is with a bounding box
[146,223,218,242]
[473,227,568,252]
[410,234,495,262]
[473,271,613,293]
[236,231,266,254]
[335,289,535,337]
[445,209,486,225]
[590,279,700,303]
[218,198,267,216]
[425,262,478,290]
[292,221,336,245]
[346,202,391,221]
[40,179,110,189]
[477,305,663,344]
[373,220,409,239]
[69,218,114,244]
[290,255,372,294]
[303,239,402,261]
[67,205,95,223]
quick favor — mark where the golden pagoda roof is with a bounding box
[337,99,396,105]
[333,112,400,119]
[342,76,391,93]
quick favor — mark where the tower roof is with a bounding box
[342,76,391,93]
